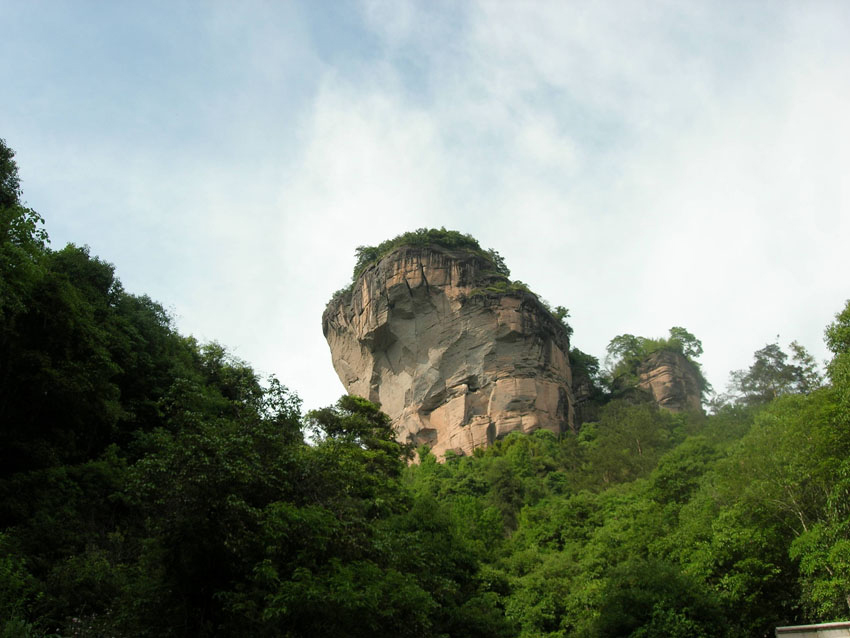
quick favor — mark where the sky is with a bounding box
[2,0,849,412]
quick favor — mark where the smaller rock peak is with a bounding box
[323,230,575,459]
[637,350,703,412]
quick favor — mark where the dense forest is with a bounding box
[2,137,849,637]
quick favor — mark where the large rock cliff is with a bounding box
[323,245,574,458]
[636,350,703,412]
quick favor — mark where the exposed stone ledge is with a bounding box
[323,245,574,459]
[637,350,702,412]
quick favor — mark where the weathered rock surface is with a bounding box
[637,350,702,412]
[323,245,574,458]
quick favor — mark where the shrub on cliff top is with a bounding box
[332,229,576,341]
[351,227,510,282]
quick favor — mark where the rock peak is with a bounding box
[323,243,574,459]
[637,350,703,412]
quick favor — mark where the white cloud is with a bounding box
[340,0,849,393]
[3,0,848,408]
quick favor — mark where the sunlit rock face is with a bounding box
[322,245,574,459]
[637,350,702,412]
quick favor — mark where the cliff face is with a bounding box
[637,350,702,412]
[323,245,574,458]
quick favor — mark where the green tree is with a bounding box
[727,341,822,405]
[579,402,677,486]
[0,138,48,326]
[649,437,718,505]
[783,302,850,619]
[790,462,850,620]
[123,368,303,636]
[826,301,850,357]
[0,138,26,209]
[669,326,704,360]
[1,246,126,476]
[605,334,643,369]
[825,300,850,410]
[591,558,725,638]
[553,306,573,337]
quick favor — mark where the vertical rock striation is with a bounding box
[323,245,574,458]
[637,350,703,412]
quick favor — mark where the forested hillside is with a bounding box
[2,138,849,637]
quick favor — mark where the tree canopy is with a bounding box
[724,340,822,406]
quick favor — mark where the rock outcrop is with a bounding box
[323,245,574,458]
[637,350,702,412]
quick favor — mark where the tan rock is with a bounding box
[637,350,702,412]
[323,245,574,459]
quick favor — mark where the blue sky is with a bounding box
[3,0,849,410]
